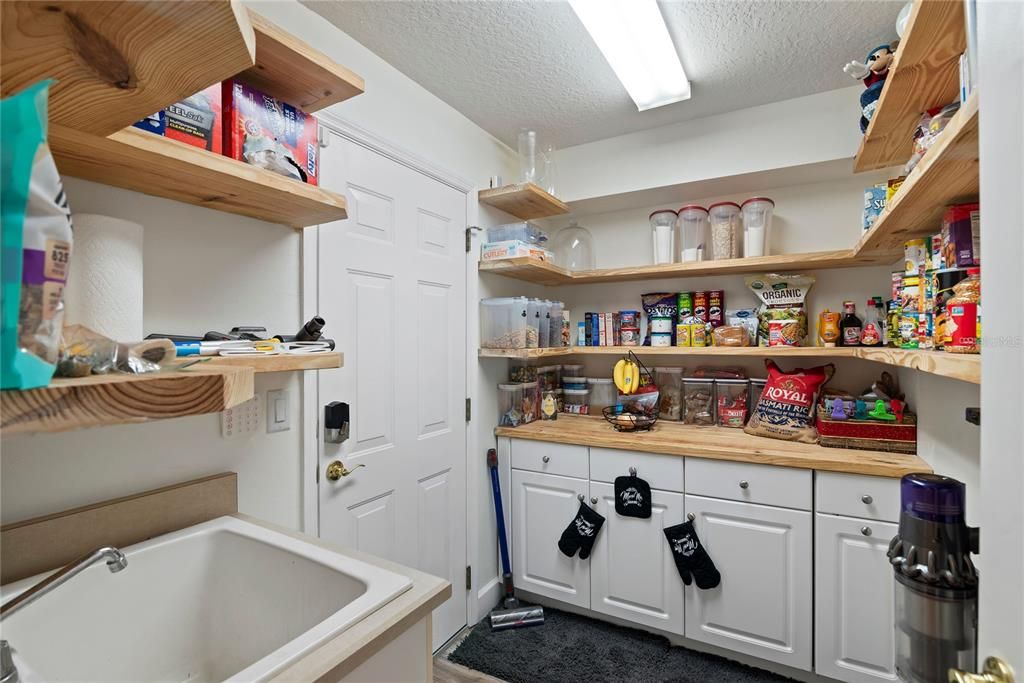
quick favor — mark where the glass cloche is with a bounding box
[552,221,595,271]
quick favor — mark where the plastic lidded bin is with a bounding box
[649,209,678,265]
[677,205,708,262]
[526,299,542,349]
[748,378,767,418]
[480,297,530,349]
[537,300,552,348]
[520,381,540,423]
[715,378,750,428]
[741,197,775,258]
[486,222,548,245]
[548,301,565,347]
[562,364,584,378]
[537,365,562,392]
[708,201,742,260]
[682,376,715,425]
[497,383,525,426]
[563,388,590,415]
[587,378,617,411]
[655,367,683,420]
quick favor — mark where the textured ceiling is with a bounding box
[303,0,904,149]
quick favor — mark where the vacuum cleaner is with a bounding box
[487,448,544,631]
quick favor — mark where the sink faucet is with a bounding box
[0,547,127,683]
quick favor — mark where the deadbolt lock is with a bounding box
[325,460,364,481]
[949,657,1015,683]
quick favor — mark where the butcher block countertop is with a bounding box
[495,416,931,478]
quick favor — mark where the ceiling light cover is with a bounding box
[569,0,691,111]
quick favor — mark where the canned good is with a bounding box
[675,323,691,347]
[904,238,927,276]
[651,332,673,347]
[693,291,709,322]
[677,292,693,320]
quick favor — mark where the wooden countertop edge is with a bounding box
[232,514,451,683]
[494,419,931,478]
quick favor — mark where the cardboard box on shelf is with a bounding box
[480,240,553,261]
[132,83,222,153]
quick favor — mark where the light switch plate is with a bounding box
[222,395,261,438]
[266,389,290,433]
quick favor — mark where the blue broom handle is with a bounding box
[489,459,512,577]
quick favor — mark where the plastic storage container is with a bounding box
[587,378,617,412]
[682,377,715,425]
[510,366,537,383]
[537,365,562,392]
[748,378,767,419]
[677,205,708,262]
[525,299,542,349]
[520,381,540,424]
[562,364,584,378]
[481,297,530,349]
[655,367,683,420]
[497,383,525,427]
[548,301,565,347]
[537,300,552,348]
[486,222,548,245]
[708,201,742,260]
[552,222,595,271]
[563,388,590,415]
[649,209,678,265]
[563,375,587,390]
[715,378,750,428]
[741,197,775,257]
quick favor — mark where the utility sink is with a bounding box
[0,516,413,682]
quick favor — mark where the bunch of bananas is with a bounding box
[613,357,641,395]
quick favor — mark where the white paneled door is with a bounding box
[317,131,467,650]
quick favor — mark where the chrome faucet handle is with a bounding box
[1,639,18,683]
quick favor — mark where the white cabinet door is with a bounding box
[511,469,590,608]
[684,494,812,671]
[589,482,685,635]
[816,514,899,682]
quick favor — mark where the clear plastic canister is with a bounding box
[677,205,708,262]
[741,197,775,257]
[525,299,542,349]
[520,381,540,423]
[655,367,683,420]
[548,301,565,347]
[649,210,678,265]
[537,300,553,348]
[497,383,525,427]
[587,378,617,412]
[708,201,742,260]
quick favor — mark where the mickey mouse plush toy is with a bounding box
[844,42,899,133]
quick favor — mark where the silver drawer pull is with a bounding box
[739,480,749,489]
[861,526,872,536]
[578,494,585,502]
[861,494,873,504]
[542,455,550,463]
[629,466,637,476]
[591,497,598,505]
[687,513,696,522]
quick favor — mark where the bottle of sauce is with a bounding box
[818,310,840,347]
[945,268,981,354]
[839,301,863,346]
[861,298,883,346]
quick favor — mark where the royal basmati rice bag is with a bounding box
[744,360,834,443]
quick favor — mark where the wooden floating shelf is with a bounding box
[1,366,254,435]
[857,93,979,253]
[50,125,348,228]
[188,352,344,373]
[478,183,570,220]
[241,10,364,113]
[480,249,896,286]
[480,346,979,383]
[854,0,967,172]
[0,0,257,137]
[497,416,931,479]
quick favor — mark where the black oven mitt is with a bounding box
[664,520,720,589]
[615,474,652,518]
[558,501,605,560]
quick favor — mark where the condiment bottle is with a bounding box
[860,298,883,346]
[839,301,863,347]
[945,268,981,354]
[818,310,840,347]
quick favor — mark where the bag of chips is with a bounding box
[745,274,815,346]
[1,81,74,389]
[744,360,834,443]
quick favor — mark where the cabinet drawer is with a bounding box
[816,472,900,523]
[686,459,811,510]
[589,447,684,493]
[510,440,588,479]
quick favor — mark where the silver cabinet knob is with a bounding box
[578,494,585,502]
[591,497,598,505]
[629,466,637,476]
[687,513,696,522]
[861,494,873,504]
[861,526,872,536]
[542,455,550,463]
[739,480,749,489]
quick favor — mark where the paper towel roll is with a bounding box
[64,214,144,342]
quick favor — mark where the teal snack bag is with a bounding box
[1,81,74,389]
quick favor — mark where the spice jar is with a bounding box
[655,367,683,420]
[945,267,980,353]
[715,378,749,428]
[682,377,715,425]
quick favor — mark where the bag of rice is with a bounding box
[745,274,815,346]
[1,81,74,389]
[744,360,834,443]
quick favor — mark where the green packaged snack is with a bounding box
[1,81,74,389]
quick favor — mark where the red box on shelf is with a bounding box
[223,79,319,185]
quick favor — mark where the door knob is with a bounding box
[739,480,749,489]
[578,494,585,502]
[861,494,873,504]
[590,497,598,505]
[687,513,695,522]
[949,657,1015,683]
[326,460,364,481]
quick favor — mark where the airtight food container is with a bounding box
[481,297,530,349]
[677,205,708,262]
[708,201,742,260]
[563,388,590,415]
[741,197,775,257]
[587,378,617,412]
[650,209,678,265]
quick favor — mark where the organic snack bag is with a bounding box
[745,274,816,346]
[744,360,834,443]
[1,81,74,389]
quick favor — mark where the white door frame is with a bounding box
[298,111,483,629]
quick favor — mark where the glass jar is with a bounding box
[563,388,590,415]
[587,378,617,412]
[682,377,715,425]
[497,383,525,427]
[677,205,708,262]
[552,222,595,271]
[945,267,980,353]
[708,201,741,260]
[741,197,775,257]
[716,378,750,428]
[649,209,678,265]
[655,367,683,420]
[520,381,540,424]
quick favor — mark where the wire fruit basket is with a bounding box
[602,351,659,432]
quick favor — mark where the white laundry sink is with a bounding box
[0,516,412,682]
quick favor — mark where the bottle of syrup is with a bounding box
[839,300,863,346]
[861,298,883,346]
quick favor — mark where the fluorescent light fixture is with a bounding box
[569,0,690,111]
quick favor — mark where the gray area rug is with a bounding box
[449,607,795,683]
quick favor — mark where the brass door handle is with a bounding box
[949,657,1015,683]
[326,460,364,481]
